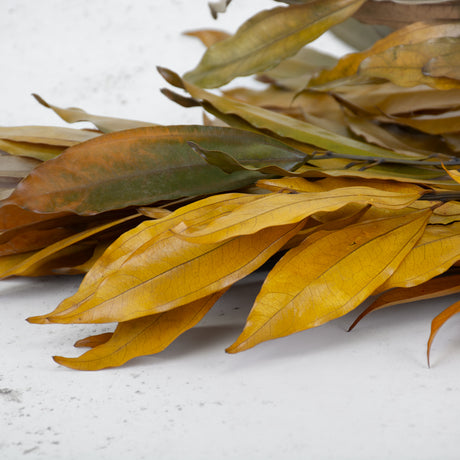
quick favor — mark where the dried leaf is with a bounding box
[161,67,426,162]
[427,299,460,366]
[0,139,64,162]
[0,214,140,278]
[0,125,99,146]
[4,125,304,215]
[376,221,460,292]
[359,37,460,89]
[227,210,430,352]
[353,1,460,28]
[46,221,304,324]
[27,193,261,324]
[310,21,460,87]
[184,0,366,88]
[177,185,424,244]
[33,94,156,133]
[74,333,113,349]
[349,273,460,331]
[54,291,225,370]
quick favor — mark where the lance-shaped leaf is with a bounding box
[46,221,304,324]
[183,0,366,88]
[28,192,260,324]
[160,67,427,162]
[53,291,226,371]
[4,125,305,215]
[177,185,424,244]
[227,210,431,353]
[33,94,156,133]
[348,273,460,332]
[256,176,426,194]
[310,21,460,87]
[427,299,460,367]
[376,221,460,292]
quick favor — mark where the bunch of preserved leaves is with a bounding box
[3,0,460,370]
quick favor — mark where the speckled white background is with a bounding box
[1,1,460,459]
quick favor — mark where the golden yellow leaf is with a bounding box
[377,222,460,292]
[227,210,430,353]
[178,185,424,244]
[256,176,424,194]
[46,220,304,324]
[53,291,225,371]
[28,193,259,324]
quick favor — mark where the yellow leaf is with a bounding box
[46,220,304,324]
[28,192,259,324]
[256,176,424,194]
[178,185,424,244]
[53,291,225,371]
[227,210,430,353]
[377,221,460,292]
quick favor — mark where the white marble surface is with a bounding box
[1,2,460,459]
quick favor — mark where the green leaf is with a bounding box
[161,67,425,161]
[184,0,366,88]
[4,125,305,215]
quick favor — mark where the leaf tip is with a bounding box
[26,315,51,325]
[156,67,184,89]
[31,93,49,108]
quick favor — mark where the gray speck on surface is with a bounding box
[0,388,22,403]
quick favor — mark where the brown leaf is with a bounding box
[427,299,460,367]
[349,273,460,331]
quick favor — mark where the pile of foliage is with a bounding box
[2,0,460,370]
